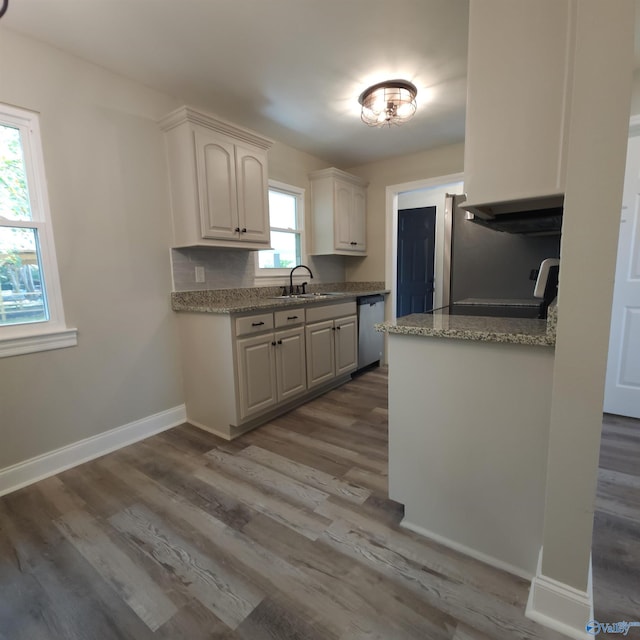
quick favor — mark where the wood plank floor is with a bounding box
[592,412,640,625]
[0,367,636,639]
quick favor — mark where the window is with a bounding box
[0,103,75,357]
[256,181,304,277]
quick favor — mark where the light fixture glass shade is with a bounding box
[358,80,418,127]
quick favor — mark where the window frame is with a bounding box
[255,180,306,281]
[0,102,76,357]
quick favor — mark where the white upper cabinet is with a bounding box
[160,106,272,248]
[463,0,573,217]
[195,129,238,241]
[309,167,368,255]
[235,143,271,243]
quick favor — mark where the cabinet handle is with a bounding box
[332,327,336,331]
[271,341,276,346]
[287,315,298,320]
[277,339,283,345]
[252,321,265,327]
[234,227,240,232]
[241,228,247,233]
[336,326,341,330]
[350,241,357,245]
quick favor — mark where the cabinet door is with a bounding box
[275,326,307,403]
[464,0,570,208]
[235,143,270,244]
[236,333,277,420]
[194,129,239,241]
[305,320,336,389]
[334,181,354,251]
[350,187,367,252]
[334,315,358,376]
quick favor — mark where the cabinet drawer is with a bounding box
[306,301,357,324]
[235,313,274,337]
[274,308,306,328]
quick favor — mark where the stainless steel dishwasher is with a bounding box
[357,294,385,371]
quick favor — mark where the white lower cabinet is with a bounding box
[305,302,358,389]
[334,315,358,376]
[274,326,307,403]
[177,300,357,440]
[305,320,336,388]
[236,325,307,421]
[236,332,278,420]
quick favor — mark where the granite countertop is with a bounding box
[171,282,388,314]
[377,300,557,347]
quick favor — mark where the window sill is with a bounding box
[0,326,78,358]
[255,269,298,278]
[254,272,311,287]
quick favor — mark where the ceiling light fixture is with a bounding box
[358,79,418,127]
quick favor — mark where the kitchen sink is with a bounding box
[269,292,345,300]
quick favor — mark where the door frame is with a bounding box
[385,173,464,322]
[604,114,640,417]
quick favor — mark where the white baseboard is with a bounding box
[526,547,593,640]
[399,518,534,581]
[186,417,231,441]
[0,404,186,497]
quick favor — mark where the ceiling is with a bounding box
[4,1,640,167]
[0,0,471,167]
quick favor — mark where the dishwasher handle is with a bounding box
[357,294,384,306]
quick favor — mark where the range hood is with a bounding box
[461,194,564,236]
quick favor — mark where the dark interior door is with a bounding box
[396,206,436,317]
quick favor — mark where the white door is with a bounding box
[604,133,640,418]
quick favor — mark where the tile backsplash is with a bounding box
[171,247,346,292]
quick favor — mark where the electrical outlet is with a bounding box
[194,265,205,283]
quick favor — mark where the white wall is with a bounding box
[388,334,555,577]
[346,143,466,283]
[397,183,462,210]
[629,68,640,116]
[0,28,184,469]
[538,0,634,592]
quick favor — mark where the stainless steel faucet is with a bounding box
[289,264,314,294]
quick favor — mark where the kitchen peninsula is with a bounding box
[380,304,557,346]
[378,305,556,578]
